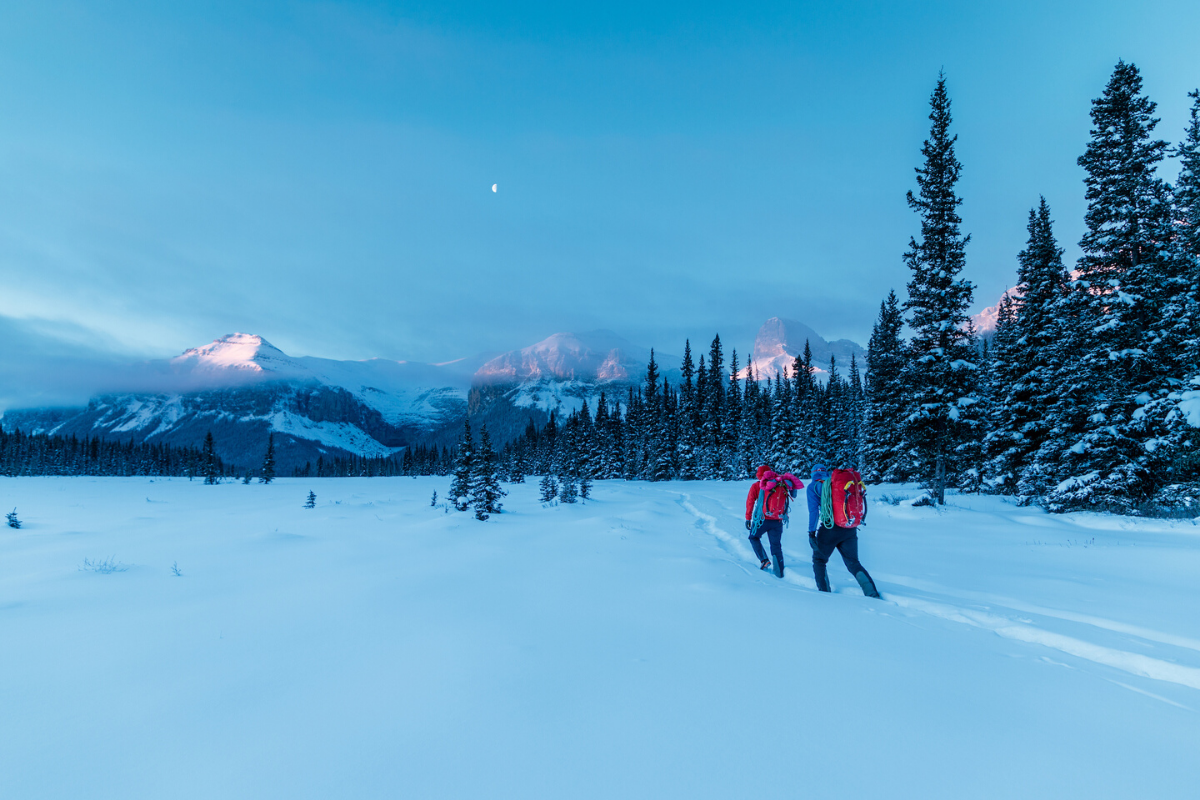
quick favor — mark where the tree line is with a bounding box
[0,425,232,479]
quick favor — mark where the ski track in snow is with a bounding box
[878,572,1200,654]
[674,488,1200,698]
[676,493,816,590]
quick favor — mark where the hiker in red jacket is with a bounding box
[745,465,803,578]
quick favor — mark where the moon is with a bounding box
[491,184,497,193]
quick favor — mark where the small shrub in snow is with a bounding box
[1136,484,1200,519]
[560,477,579,504]
[6,508,20,529]
[430,491,438,507]
[911,494,936,508]
[579,474,593,500]
[879,493,908,506]
[304,491,317,509]
[538,475,558,503]
[171,561,182,577]
[80,556,128,574]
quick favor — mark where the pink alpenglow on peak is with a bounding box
[172,333,295,373]
[473,330,654,384]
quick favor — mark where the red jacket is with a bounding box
[745,475,802,521]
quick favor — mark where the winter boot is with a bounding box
[759,559,771,571]
[855,571,880,598]
[773,558,785,579]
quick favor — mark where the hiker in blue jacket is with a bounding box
[807,464,880,597]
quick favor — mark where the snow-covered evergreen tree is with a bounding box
[469,424,506,521]
[559,474,579,504]
[1127,87,1200,508]
[538,473,558,503]
[864,291,908,482]
[899,73,977,505]
[450,420,474,512]
[1048,61,1173,512]
[984,200,1072,497]
[846,352,865,471]
[260,434,276,485]
[724,349,742,478]
[202,431,219,485]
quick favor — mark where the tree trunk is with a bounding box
[935,450,946,505]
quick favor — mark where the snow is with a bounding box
[266,410,400,459]
[1177,389,1200,428]
[2,478,1198,798]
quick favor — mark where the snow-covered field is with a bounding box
[1,477,1198,799]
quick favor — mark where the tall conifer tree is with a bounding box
[899,74,976,504]
[864,293,907,482]
[1050,61,1173,512]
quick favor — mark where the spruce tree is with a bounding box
[1177,90,1200,275]
[538,473,558,503]
[846,352,865,471]
[560,475,579,504]
[677,344,699,480]
[202,431,219,485]
[723,349,742,478]
[983,200,1072,497]
[790,342,819,473]
[260,434,276,484]
[701,336,725,477]
[899,74,977,504]
[450,420,474,512]
[1049,61,1173,512]
[1132,88,1200,507]
[469,424,506,520]
[864,291,908,482]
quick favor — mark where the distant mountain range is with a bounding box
[2,322,861,472]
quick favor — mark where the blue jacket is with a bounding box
[806,465,831,531]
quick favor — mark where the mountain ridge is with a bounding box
[2,322,862,471]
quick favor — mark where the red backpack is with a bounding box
[830,469,867,528]
[763,483,791,518]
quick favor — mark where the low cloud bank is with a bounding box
[0,315,262,413]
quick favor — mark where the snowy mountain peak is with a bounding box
[172,333,300,374]
[748,317,863,380]
[474,330,653,383]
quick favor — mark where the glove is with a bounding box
[745,520,752,531]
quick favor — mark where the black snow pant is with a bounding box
[809,525,879,597]
[749,519,785,578]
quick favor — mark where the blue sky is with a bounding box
[1,0,1199,372]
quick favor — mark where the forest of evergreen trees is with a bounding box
[3,62,1196,517]
[0,425,232,480]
